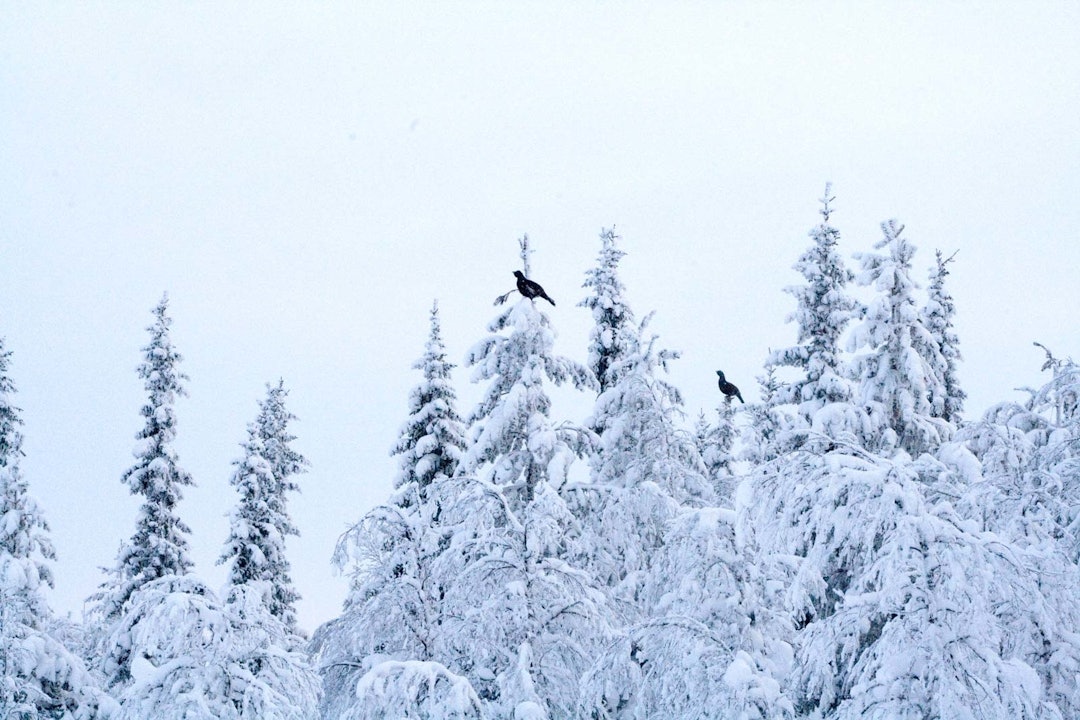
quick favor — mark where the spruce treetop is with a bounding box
[0,338,24,467]
[392,301,466,499]
[851,221,948,456]
[580,227,637,394]
[770,185,860,410]
[921,249,965,423]
[255,378,308,496]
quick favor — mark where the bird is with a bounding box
[513,270,555,306]
[716,370,744,404]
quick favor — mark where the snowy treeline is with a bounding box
[3,192,1080,718]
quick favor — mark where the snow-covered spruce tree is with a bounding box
[739,364,786,465]
[579,227,637,396]
[768,186,864,452]
[87,295,200,698]
[0,339,114,719]
[921,249,966,423]
[389,301,467,503]
[694,403,736,504]
[573,230,709,622]
[995,345,1080,553]
[440,237,609,718]
[440,475,607,720]
[580,506,795,719]
[0,340,22,466]
[105,576,320,720]
[1004,350,1080,717]
[313,301,469,719]
[848,220,949,457]
[100,295,195,621]
[953,398,1048,541]
[567,310,716,631]
[796,485,1052,719]
[586,313,712,509]
[462,237,595,509]
[745,446,1051,719]
[220,379,307,635]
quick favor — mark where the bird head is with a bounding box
[513,270,525,279]
[716,370,725,380]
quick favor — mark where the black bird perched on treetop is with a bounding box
[716,370,744,404]
[513,270,555,306]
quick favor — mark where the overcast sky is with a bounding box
[2,3,1078,633]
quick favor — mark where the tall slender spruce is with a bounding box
[107,294,194,617]
[921,250,965,423]
[580,227,637,396]
[391,301,467,504]
[220,380,308,633]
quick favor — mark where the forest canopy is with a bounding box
[4,199,1079,719]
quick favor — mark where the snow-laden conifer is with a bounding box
[693,404,736,504]
[849,220,949,456]
[584,313,711,507]
[739,365,786,465]
[580,507,795,719]
[745,444,1054,718]
[580,227,636,396]
[439,475,606,718]
[942,392,1054,552]
[462,239,595,507]
[105,576,320,720]
[390,301,467,501]
[921,250,966,423]
[0,338,53,613]
[1,339,114,719]
[796,492,1051,719]
[314,302,469,718]
[102,295,195,620]
[0,340,24,467]
[567,312,708,623]
[441,237,608,716]
[220,380,307,634]
[972,345,1080,552]
[769,186,861,435]
[576,231,710,612]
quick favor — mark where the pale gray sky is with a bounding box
[2,3,1078,632]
